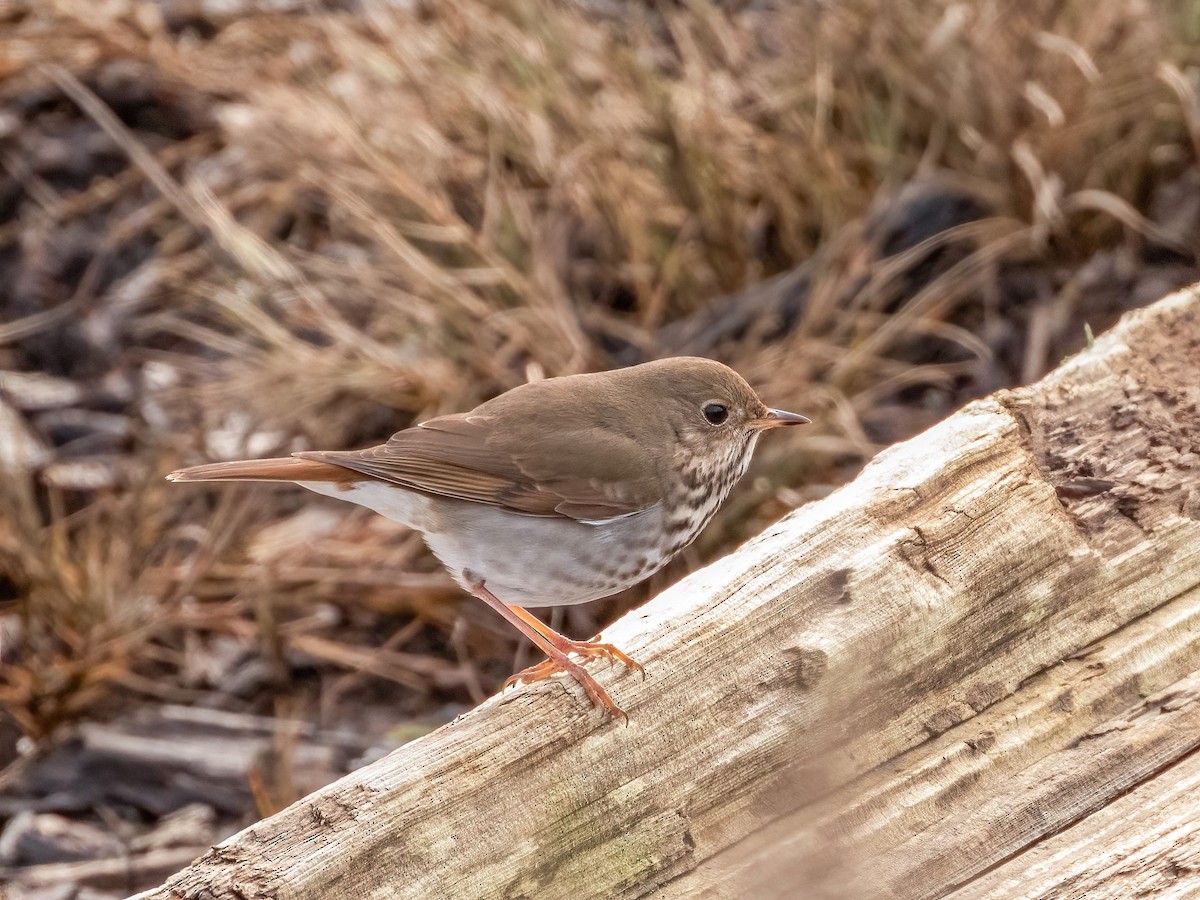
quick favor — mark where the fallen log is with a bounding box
[143,286,1200,899]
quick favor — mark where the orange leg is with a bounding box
[463,571,632,720]
[504,604,645,685]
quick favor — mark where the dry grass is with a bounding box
[2,0,1198,754]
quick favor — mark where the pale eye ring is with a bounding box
[702,402,729,425]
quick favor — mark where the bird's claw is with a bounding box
[503,636,643,720]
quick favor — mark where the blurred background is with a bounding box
[2,0,1199,895]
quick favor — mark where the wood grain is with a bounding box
[952,756,1200,898]
[141,287,1200,899]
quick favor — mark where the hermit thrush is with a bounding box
[168,357,808,718]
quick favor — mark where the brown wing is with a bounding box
[295,410,664,522]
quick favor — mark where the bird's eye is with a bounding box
[702,403,729,426]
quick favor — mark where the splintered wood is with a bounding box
[142,288,1200,900]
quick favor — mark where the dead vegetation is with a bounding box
[1,0,1199,895]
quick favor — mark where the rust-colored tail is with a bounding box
[167,456,353,484]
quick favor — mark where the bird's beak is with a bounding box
[751,408,811,430]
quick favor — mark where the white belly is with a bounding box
[298,480,672,607]
[422,500,671,607]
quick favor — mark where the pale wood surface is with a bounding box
[143,287,1200,899]
[951,716,1200,899]
[664,587,1200,899]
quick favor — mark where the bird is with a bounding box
[167,357,809,719]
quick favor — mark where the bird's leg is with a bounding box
[462,571,628,720]
[504,604,645,680]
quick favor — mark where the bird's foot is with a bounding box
[504,637,643,720]
[514,635,645,680]
[462,574,638,720]
[506,653,629,720]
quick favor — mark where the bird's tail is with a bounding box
[167,456,351,483]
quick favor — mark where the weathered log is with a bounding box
[142,287,1200,899]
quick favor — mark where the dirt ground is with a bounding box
[2,1,1199,896]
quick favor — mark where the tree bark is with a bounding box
[142,287,1200,900]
